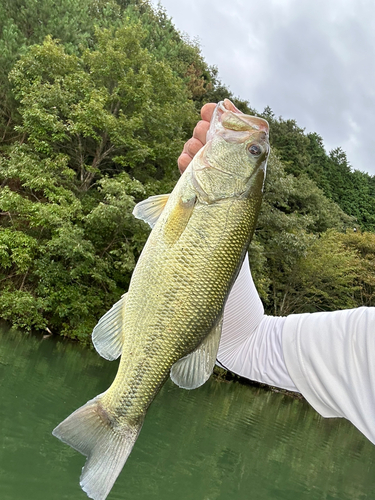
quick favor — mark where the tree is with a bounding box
[277,230,361,316]
[9,27,196,187]
[0,24,196,338]
[0,0,214,142]
[339,230,375,307]
[249,152,354,313]
[0,0,99,141]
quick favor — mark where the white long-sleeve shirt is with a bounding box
[218,255,375,445]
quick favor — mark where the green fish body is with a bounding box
[53,99,269,500]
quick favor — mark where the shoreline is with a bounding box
[213,365,305,400]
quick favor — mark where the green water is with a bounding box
[0,326,374,500]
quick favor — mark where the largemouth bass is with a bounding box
[53,99,269,500]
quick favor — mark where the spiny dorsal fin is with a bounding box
[170,316,223,390]
[92,293,127,361]
[132,194,170,228]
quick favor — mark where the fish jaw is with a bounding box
[207,99,269,141]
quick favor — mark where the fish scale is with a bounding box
[104,197,259,420]
[53,99,269,500]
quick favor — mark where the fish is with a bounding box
[52,99,269,500]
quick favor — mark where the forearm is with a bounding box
[283,307,375,445]
[220,257,375,446]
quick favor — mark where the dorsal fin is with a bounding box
[170,315,223,390]
[132,194,170,228]
[92,293,127,361]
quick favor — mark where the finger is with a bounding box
[201,103,216,122]
[177,103,216,175]
[193,120,210,145]
[186,137,204,157]
[178,137,205,173]
[178,152,191,173]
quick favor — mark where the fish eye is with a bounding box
[247,143,262,156]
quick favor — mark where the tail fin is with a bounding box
[52,395,144,500]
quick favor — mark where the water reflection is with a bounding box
[0,325,374,500]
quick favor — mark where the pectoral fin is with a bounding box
[92,293,127,361]
[163,193,196,245]
[132,194,170,228]
[170,316,223,390]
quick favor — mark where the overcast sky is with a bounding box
[151,0,375,177]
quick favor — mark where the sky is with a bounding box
[151,0,375,176]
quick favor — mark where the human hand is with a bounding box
[177,103,216,173]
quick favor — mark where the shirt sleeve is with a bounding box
[217,254,299,392]
[282,308,375,445]
[218,256,375,446]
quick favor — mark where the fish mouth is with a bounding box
[207,99,269,144]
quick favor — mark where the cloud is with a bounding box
[152,0,375,175]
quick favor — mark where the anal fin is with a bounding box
[170,315,223,390]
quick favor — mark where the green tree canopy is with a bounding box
[0,0,374,341]
[0,23,196,338]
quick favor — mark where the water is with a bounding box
[0,325,374,500]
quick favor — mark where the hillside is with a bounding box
[0,0,374,338]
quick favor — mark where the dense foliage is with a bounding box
[0,0,374,340]
[262,107,375,231]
